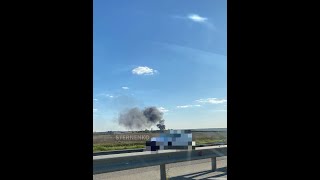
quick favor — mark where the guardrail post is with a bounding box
[160,164,166,180]
[211,157,217,171]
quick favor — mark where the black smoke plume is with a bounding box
[118,106,166,130]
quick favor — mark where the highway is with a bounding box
[93,145,227,179]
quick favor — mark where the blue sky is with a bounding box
[93,0,227,131]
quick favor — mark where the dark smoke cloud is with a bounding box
[143,107,163,123]
[157,119,165,131]
[118,106,164,130]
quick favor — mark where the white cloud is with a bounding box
[177,105,190,108]
[158,107,169,113]
[99,94,113,98]
[93,99,98,101]
[196,98,227,104]
[176,105,201,109]
[172,14,215,30]
[188,14,208,23]
[132,66,158,75]
[122,87,129,90]
[213,109,227,112]
[93,109,98,112]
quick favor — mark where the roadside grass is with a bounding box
[93,142,145,152]
[195,138,226,145]
[93,138,226,152]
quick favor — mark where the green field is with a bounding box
[93,137,226,152]
[93,139,223,152]
[195,138,226,145]
[93,131,226,152]
[93,143,145,152]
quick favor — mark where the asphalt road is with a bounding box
[93,156,227,180]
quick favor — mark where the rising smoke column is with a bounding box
[118,106,165,130]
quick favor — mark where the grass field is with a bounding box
[93,143,145,152]
[93,131,227,152]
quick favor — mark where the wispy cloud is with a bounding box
[132,66,158,75]
[172,13,215,30]
[188,14,207,23]
[196,98,227,104]
[122,87,129,90]
[158,107,169,113]
[153,42,226,66]
[176,104,201,109]
[93,99,98,101]
[98,93,113,98]
[93,109,98,112]
[212,109,227,112]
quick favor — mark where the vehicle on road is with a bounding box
[145,130,196,151]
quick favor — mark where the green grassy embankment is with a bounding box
[93,138,226,152]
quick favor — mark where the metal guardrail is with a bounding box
[93,143,227,156]
[93,146,227,180]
